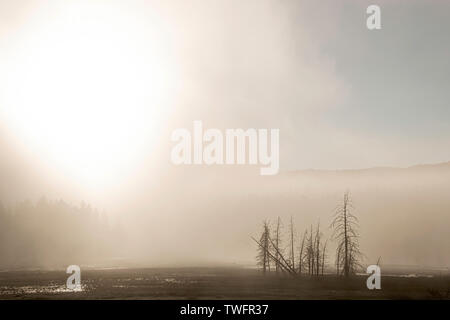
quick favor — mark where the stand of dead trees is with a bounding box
[253,218,327,277]
[253,191,362,278]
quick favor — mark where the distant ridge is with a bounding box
[286,161,450,175]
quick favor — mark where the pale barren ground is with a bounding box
[0,268,449,300]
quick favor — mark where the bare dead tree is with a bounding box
[298,229,307,275]
[256,221,271,275]
[315,222,321,276]
[321,239,328,276]
[376,256,382,267]
[306,225,314,275]
[273,217,282,274]
[289,216,295,271]
[331,191,363,277]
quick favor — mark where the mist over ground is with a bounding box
[1,162,450,269]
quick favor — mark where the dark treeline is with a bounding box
[253,191,363,277]
[0,198,124,269]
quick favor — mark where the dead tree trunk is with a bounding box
[321,240,328,276]
[274,217,281,274]
[315,222,321,276]
[298,229,307,276]
[289,216,295,271]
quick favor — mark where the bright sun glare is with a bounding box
[1,1,176,188]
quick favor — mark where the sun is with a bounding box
[0,1,177,189]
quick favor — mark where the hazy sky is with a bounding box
[1,0,450,198]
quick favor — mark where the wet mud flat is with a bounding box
[0,267,449,300]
